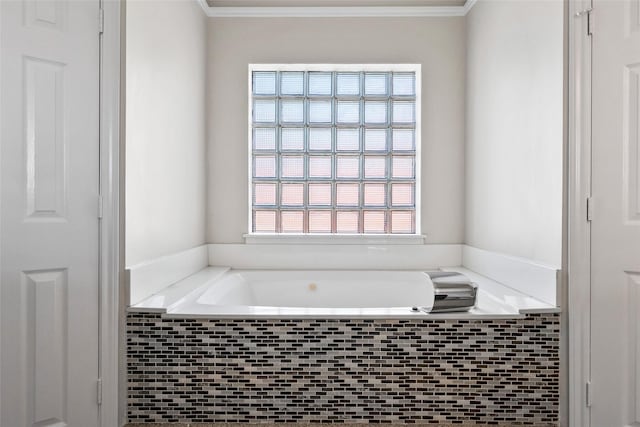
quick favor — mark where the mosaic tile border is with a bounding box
[125,424,557,427]
[127,314,559,425]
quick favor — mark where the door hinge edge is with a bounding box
[98,195,104,219]
[575,7,593,36]
[99,7,104,34]
[97,378,103,405]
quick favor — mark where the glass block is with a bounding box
[336,129,360,151]
[392,156,414,179]
[281,183,304,206]
[254,99,276,123]
[281,99,304,123]
[253,182,277,205]
[393,73,415,96]
[391,183,414,206]
[336,211,359,233]
[391,210,414,233]
[281,211,304,233]
[364,129,387,151]
[309,100,332,123]
[337,101,360,124]
[281,128,304,151]
[281,71,304,95]
[281,156,304,179]
[253,72,276,95]
[309,128,332,151]
[308,182,332,206]
[364,156,386,179]
[392,129,414,151]
[336,156,360,179]
[365,101,387,124]
[336,73,360,96]
[365,73,387,96]
[308,210,332,233]
[254,156,276,178]
[392,101,415,123]
[308,156,332,179]
[363,183,386,206]
[336,183,360,206]
[253,128,276,151]
[363,211,386,233]
[254,210,277,233]
[309,72,332,96]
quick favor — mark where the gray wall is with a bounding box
[206,17,466,243]
[125,0,208,266]
[465,0,563,267]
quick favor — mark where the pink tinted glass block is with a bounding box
[336,156,360,179]
[308,156,332,179]
[254,156,276,178]
[308,183,332,206]
[392,156,414,179]
[392,183,414,206]
[364,183,386,206]
[281,156,304,179]
[392,129,414,151]
[254,183,276,205]
[254,128,276,150]
[364,129,386,151]
[363,211,386,233]
[391,211,414,233]
[309,128,332,151]
[281,211,304,233]
[336,211,359,233]
[281,128,304,151]
[336,183,359,206]
[254,210,276,232]
[364,156,386,179]
[336,129,360,151]
[308,210,332,233]
[281,183,304,206]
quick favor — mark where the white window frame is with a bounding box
[246,63,423,244]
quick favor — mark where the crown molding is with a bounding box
[196,0,478,18]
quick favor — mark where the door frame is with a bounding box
[568,0,593,426]
[99,0,122,426]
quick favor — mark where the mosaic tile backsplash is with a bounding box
[127,313,560,426]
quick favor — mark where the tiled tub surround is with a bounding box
[127,313,560,426]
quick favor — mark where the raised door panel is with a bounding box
[24,57,67,221]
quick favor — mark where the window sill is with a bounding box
[243,233,427,245]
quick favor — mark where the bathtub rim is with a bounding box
[128,266,560,319]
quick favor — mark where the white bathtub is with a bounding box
[170,269,435,317]
[130,266,554,318]
[201,270,434,306]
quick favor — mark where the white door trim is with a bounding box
[568,0,592,426]
[99,0,122,426]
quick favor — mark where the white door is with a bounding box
[0,0,101,426]
[590,0,640,425]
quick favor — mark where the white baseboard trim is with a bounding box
[207,243,462,270]
[462,245,559,306]
[126,245,209,305]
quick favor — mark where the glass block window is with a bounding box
[250,66,419,234]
